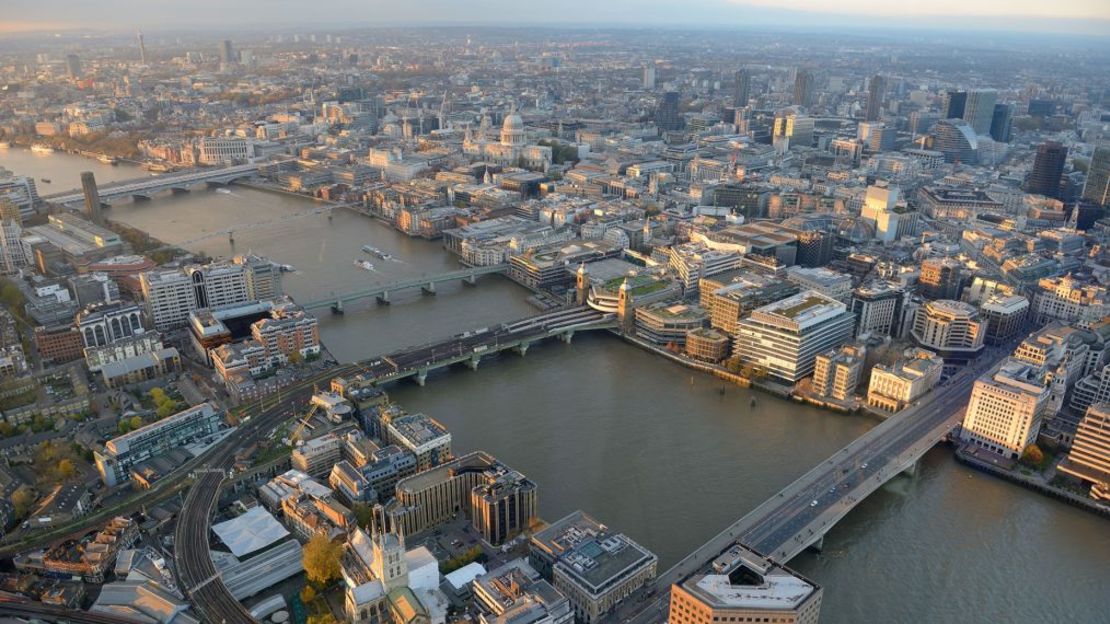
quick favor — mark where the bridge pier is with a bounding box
[806,533,825,554]
[331,300,344,315]
[376,291,391,305]
[421,282,437,295]
[206,181,227,189]
[414,369,428,387]
[561,330,575,344]
[515,341,530,356]
[467,354,481,370]
[901,458,919,478]
[170,186,191,194]
[463,274,478,287]
[132,193,152,202]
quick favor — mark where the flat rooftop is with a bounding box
[389,414,451,447]
[682,545,817,612]
[753,290,846,328]
[534,510,656,596]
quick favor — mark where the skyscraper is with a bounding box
[963,90,998,135]
[734,69,751,108]
[865,74,886,122]
[1082,145,1110,207]
[655,91,682,132]
[793,68,816,108]
[65,53,82,79]
[943,90,967,119]
[989,103,1014,143]
[1026,141,1068,198]
[137,30,147,64]
[219,39,236,65]
[642,64,656,90]
[81,171,102,224]
[0,199,26,274]
[930,119,979,164]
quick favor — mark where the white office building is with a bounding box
[735,291,856,382]
[960,359,1050,459]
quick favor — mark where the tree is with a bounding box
[351,503,374,530]
[1021,444,1045,468]
[307,615,339,624]
[156,401,178,420]
[118,420,131,434]
[149,387,179,419]
[148,387,168,405]
[11,486,36,519]
[288,351,303,365]
[129,415,143,431]
[57,458,76,481]
[0,422,14,438]
[303,533,342,586]
[300,585,317,604]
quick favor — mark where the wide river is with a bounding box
[5,148,1108,623]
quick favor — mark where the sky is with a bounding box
[3,0,1110,36]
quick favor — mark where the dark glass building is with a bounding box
[1026,141,1068,198]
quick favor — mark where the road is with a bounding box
[622,344,1019,624]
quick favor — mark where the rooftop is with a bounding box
[682,545,817,612]
[211,506,290,558]
[388,414,451,448]
[534,510,656,596]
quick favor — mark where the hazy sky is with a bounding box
[4,0,1110,35]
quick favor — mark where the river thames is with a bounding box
[4,148,1107,623]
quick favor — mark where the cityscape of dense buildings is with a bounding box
[0,14,1105,624]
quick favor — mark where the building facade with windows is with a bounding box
[960,359,1050,459]
[735,291,856,382]
[94,403,222,486]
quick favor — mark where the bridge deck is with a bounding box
[301,264,510,310]
[42,163,265,204]
[655,344,1011,592]
[348,306,615,385]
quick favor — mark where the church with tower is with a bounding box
[342,519,447,624]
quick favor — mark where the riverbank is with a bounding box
[232,179,340,204]
[3,133,141,161]
[617,332,752,387]
[954,445,1110,519]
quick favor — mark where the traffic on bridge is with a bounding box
[653,342,1018,597]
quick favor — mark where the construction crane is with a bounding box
[287,384,322,445]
